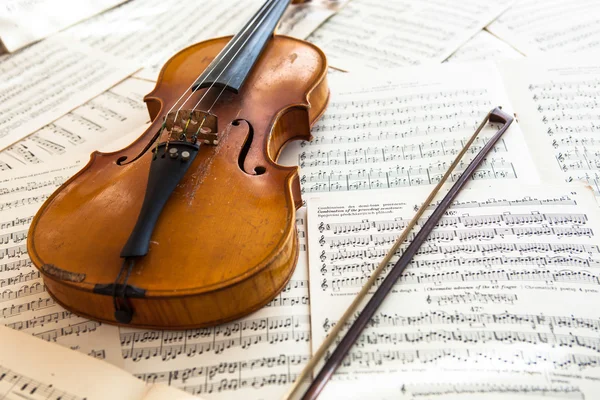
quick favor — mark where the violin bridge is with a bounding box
[164,110,219,145]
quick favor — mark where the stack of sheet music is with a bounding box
[2,0,600,399]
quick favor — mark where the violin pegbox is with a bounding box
[164,109,219,145]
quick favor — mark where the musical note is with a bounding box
[0,365,85,400]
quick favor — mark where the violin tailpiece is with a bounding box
[164,110,219,145]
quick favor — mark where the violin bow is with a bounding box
[284,107,514,400]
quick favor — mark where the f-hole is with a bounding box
[235,119,266,176]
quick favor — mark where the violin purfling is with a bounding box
[27,0,329,329]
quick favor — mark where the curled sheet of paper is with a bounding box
[277,0,351,40]
[0,324,203,400]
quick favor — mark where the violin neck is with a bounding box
[193,0,292,94]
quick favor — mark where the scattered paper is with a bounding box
[122,209,311,399]
[499,54,600,196]
[0,325,200,400]
[65,0,342,82]
[0,0,127,52]
[0,34,140,152]
[308,183,600,399]
[488,0,600,55]
[0,77,153,171]
[0,160,125,367]
[306,0,513,70]
[278,62,540,193]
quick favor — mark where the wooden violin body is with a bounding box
[27,35,328,329]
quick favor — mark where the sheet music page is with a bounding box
[0,77,153,171]
[446,30,523,63]
[487,0,600,55]
[0,34,140,152]
[278,63,539,195]
[0,325,146,400]
[122,208,311,399]
[0,325,202,400]
[0,0,126,53]
[498,55,600,197]
[64,0,341,82]
[0,160,128,367]
[305,0,513,71]
[307,183,600,398]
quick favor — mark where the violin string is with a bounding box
[189,0,282,116]
[207,73,235,113]
[168,0,276,118]
[188,73,233,143]
[168,0,279,125]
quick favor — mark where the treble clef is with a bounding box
[320,264,327,275]
[319,235,326,246]
[321,278,328,291]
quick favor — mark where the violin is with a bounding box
[27,0,329,329]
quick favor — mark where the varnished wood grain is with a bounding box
[27,35,329,329]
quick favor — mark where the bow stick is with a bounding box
[284,106,514,400]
